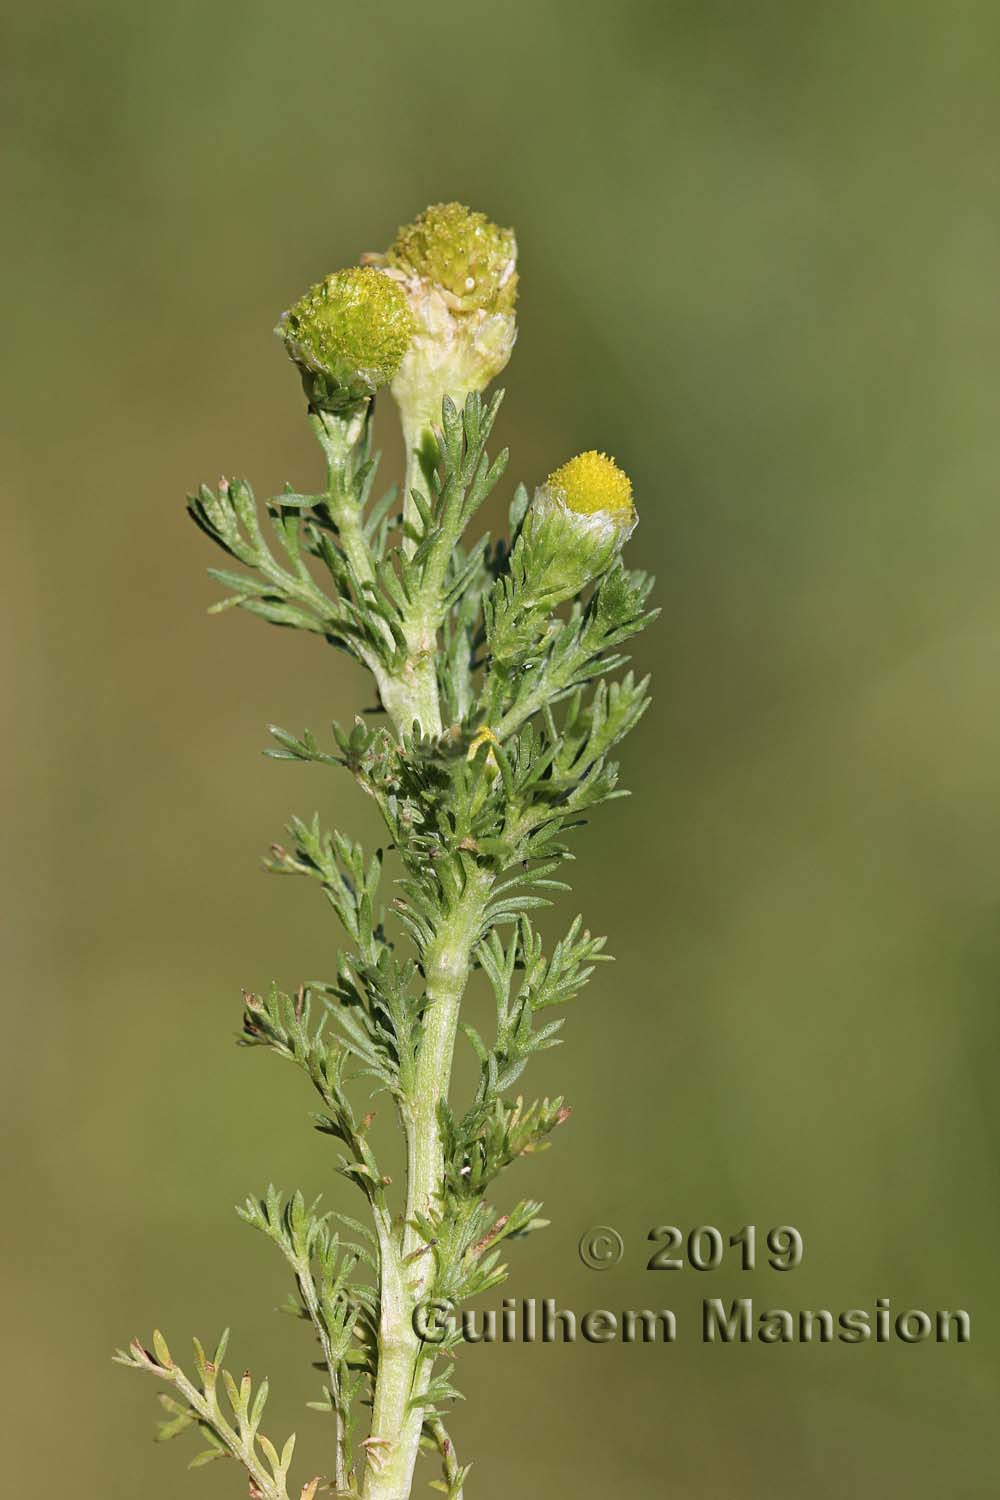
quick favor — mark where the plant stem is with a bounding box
[428,1418,464,1499]
[293,1258,349,1494]
[311,407,375,588]
[322,403,490,1494]
[403,867,491,1255]
[314,407,443,737]
[361,867,491,1500]
[402,419,440,557]
[379,650,442,738]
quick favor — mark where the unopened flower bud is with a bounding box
[276,266,414,412]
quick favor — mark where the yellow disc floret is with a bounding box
[546,451,634,519]
[387,201,518,314]
[278,266,414,392]
[467,725,500,762]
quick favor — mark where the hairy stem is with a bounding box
[314,407,443,738]
[379,652,442,738]
[293,1259,348,1493]
[428,1418,464,1499]
[402,420,440,556]
[310,407,375,589]
[362,867,491,1500]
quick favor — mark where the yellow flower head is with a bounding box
[277,266,414,393]
[525,450,636,605]
[387,201,518,314]
[545,451,634,521]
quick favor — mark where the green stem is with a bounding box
[428,1418,464,1499]
[313,406,443,738]
[293,1258,349,1494]
[361,867,491,1500]
[402,419,440,556]
[379,651,442,739]
[310,406,376,588]
[491,631,590,742]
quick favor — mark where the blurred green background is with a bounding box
[4,1,1000,1495]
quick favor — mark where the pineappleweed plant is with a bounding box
[116,202,656,1500]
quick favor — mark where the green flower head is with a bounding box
[374,204,519,434]
[387,201,518,314]
[276,266,414,407]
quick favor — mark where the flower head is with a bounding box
[544,451,635,524]
[276,266,414,409]
[371,202,518,435]
[523,450,637,604]
[387,201,518,314]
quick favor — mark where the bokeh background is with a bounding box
[4,2,1000,1495]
